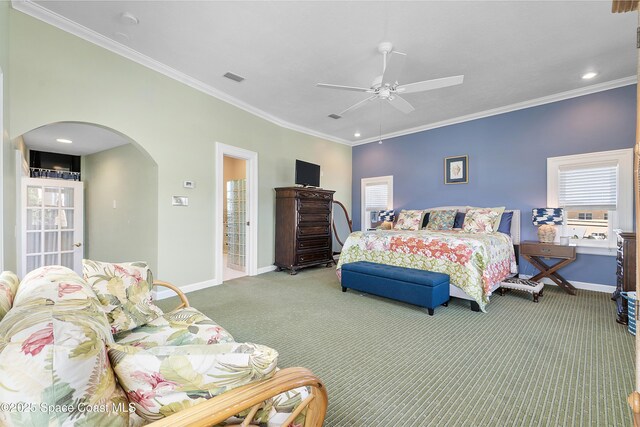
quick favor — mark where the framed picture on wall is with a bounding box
[444,155,468,184]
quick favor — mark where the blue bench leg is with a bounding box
[470,301,480,312]
[427,308,434,316]
[443,302,448,307]
[342,287,347,292]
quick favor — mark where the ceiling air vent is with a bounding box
[328,114,342,120]
[223,72,245,83]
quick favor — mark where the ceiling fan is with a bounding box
[317,41,464,118]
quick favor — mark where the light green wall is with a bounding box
[1,1,15,271]
[83,144,158,270]
[7,10,352,285]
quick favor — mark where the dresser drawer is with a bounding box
[297,190,333,200]
[297,237,330,251]
[298,224,330,237]
[298,212,331,223]
[520,242,575,258]
[298,199,331,213]
[296,251,331,265]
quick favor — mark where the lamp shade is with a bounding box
[532,208,563,225]
[378,210,395,222]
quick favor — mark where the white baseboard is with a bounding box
[257,265,277,275]
[154,267,279,301]
[153,278,220,301]
[519,274,614,294]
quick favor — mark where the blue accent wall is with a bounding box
[352,85,636,287]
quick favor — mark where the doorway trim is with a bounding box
[215,142,258,283]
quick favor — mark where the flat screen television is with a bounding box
[295,159,320,187]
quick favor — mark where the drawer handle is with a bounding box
[540,248,551,253]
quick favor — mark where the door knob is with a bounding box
[74,242,82,247]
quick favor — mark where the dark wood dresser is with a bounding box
[274,187,335,275]
[614,231,636,325]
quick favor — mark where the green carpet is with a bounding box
[158,267,635,426]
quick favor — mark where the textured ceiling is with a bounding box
[23,122,131,156]
[16,0,638,145]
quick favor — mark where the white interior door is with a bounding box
[21,177,84,276]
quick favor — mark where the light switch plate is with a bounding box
[172,196,188,206]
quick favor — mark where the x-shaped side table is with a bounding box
[520,241,577,296]
[523,255,577,295]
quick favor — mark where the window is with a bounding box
[547,148,633,255]
[361,176,393,230]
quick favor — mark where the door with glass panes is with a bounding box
[21,178,84,276]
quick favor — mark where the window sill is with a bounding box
[574,244,617,257]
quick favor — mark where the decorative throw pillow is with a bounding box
[453,212,466,229]
[108,342,279,421]
[463,208,500,233]
[421,212,431,229]
[466,206,505,230]
[83,260,163,334]
[394,210,425,231]
[0,271,19,321]
[425,209,457,231]
[497,211,514,235]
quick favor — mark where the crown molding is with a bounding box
[11,1,637,149]
[11,0,351,146]
[353,76,637,146]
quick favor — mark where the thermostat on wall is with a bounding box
[183,180,195,189]
[172,196,188,207]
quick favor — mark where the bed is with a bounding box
[336,207,520,312]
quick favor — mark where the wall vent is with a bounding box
[328,114,342,119]
[223,72,245,83]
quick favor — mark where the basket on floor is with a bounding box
[622,292,637,336]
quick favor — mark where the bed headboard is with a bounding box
[424,207,521,245]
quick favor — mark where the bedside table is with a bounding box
[520,241,577,295]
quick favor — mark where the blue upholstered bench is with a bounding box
[341,261,450,315]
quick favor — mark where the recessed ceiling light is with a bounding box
[582,72,598,80]
[56,138,72,144]
[120,12,139,25]
[354,132,361,138]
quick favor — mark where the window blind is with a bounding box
[558,163,618,210]
[364,183,389,211]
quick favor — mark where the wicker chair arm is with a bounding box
[152,280,190,309]
[148,367,327,427]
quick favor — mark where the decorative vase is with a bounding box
[538,224,556,243]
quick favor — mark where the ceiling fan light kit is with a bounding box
[317,41,464,119]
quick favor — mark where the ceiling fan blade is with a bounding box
[316,83,373,93]
[388,95,415,114]
[382,51,407,86]
[337,95,377,116]
[396,75,464,94]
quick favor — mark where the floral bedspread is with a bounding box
[336,230,518,312]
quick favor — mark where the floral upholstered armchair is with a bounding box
[0,263,327,427]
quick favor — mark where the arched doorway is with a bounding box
[16,121,158,276]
